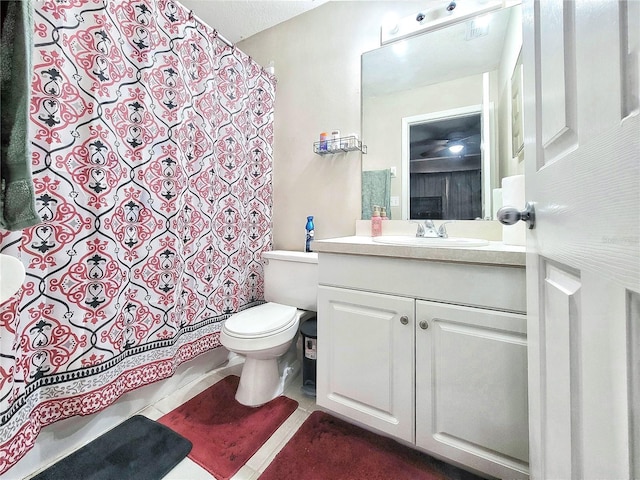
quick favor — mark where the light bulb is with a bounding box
[382,12,400,36]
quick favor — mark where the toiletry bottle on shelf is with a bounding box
[371,206,382,237]
[305,216,315,252]
[380,207,388,221]
[319,133,328,152]
[331,130,340,150]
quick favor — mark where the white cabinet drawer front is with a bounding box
[416,300,529,479]
[317,286,414,442]
[318,253,526,313]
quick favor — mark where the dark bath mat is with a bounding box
[31,414,192,480]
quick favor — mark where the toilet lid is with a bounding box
[224,303,298,337]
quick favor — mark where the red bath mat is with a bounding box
[158,375,298,480]
[259,411,484,480]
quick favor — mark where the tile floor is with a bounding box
[137,363,320,480]
[27,361,481,480]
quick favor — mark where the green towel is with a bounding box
[361,169,391,220]
[0,0,41,231]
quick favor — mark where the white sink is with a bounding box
[372,236,489,248]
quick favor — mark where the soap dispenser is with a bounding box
[371,206,382,237]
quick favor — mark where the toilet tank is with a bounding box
[263,250,318,312]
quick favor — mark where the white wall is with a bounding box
[238,1,424,250]
[497,3,524,179]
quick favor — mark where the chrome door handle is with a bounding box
[497,202,535,229]
[400,315,409,325]
[419,320,429,330]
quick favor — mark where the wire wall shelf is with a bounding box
[313,136,367,155]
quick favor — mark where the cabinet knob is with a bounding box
[400,315,409,325]
[419,320,429,330]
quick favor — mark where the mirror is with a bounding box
[361,4,524,220]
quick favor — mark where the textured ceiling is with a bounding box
[177,0,329,44]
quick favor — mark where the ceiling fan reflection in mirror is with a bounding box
[414,132,482,158]
[409,112,482,159]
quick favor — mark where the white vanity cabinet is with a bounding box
[415,300,528,479]
[316,250,529,480]
[317,285,415,442]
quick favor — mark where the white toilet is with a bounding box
[219,250,318,406]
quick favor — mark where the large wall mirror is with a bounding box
[362,3,524,220]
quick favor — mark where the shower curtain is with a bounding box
[0,0,275,473]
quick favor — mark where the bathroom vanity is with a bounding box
[313,236,528,480]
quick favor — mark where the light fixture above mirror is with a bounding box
[381,0,505,45]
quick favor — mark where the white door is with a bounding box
[521,1,639,479]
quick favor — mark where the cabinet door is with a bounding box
[415,300,529,479]
[317,285,414,442]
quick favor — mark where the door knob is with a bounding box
[419,320,429,330]
[497,202,535,229]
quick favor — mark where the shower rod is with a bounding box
[187,8,234,48]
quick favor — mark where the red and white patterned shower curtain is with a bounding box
[0,0,274,473]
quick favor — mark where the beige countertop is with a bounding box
[313,235,526,267]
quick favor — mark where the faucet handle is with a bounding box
[411,221,426,237]
[437,220,454,238]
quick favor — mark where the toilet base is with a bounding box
[235,356,280,406]
[235,358,301,406]
[234,339,301,407]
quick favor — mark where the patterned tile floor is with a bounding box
[139,363,320,480]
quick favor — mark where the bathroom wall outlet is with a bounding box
[390,167,397,177]
[390,196,400,207]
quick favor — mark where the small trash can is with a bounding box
[300,316,317,397]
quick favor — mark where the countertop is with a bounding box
[312,236,526,267]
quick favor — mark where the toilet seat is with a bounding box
[220,302,301,355]
[222,302,298,339]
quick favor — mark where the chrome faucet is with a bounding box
[422,220,440,238]
[413,220,453,238]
